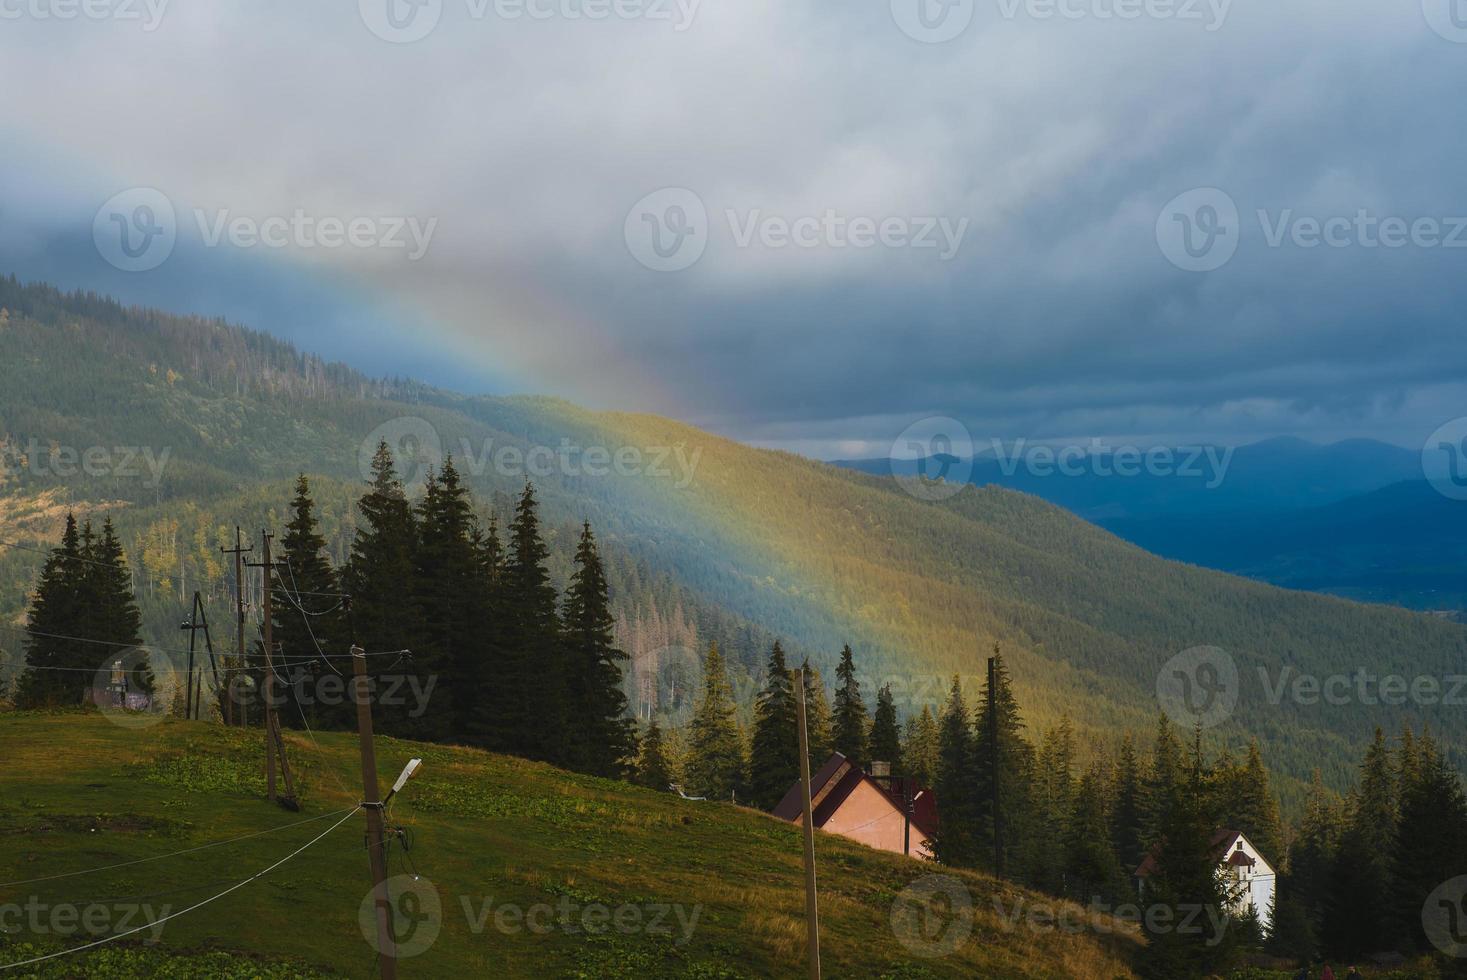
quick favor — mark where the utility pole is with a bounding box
[794,667,821,980]
[353,646,397,980]
[247,531,296,808]
[179,593,218,721]
[988,649,1003,876]
[220,528,252,728]
[181,598,199,721]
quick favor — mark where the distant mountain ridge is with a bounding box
[833,435,1422,520]
[2,274,1465,808]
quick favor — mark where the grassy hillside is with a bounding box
[2,276,1466,806]
[0,710,1141,978]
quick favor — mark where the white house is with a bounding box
[1135,828,1277,932]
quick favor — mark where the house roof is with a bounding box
[771,752,939,839]
[1135,828,1266,879]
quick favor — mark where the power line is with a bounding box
[0,624,198,660]
[0,624,406,667]
[0,806,360,972]
[0,537,127,571]
[0,806,358,888]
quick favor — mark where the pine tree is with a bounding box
[562,522,635,778]
[1111,732,1146,876]
[1141,713,1185,845]
[436,461,492,744]
[1233,740,1283,868]
[17,515,88,706]
[1323,728,1396,960]
[830,644,868,768]
[869,684,902,772]
[636,722,670,790]
[687,642,745,801]
[933,676,978,865]
[800,660,833,763]
[1286,770,1342,949]
[1137,750,1237,979]
[748,642,800,809]
[1029,716,1076,893]
[272,475,346,728]
[902,704,940,789]
[1391,731,1467,953]
[972,650,1033,878]
[87,518,148,698]
[1066,762,1126,904]
[344,443,421,732]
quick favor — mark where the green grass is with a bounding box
[0,709,1142,978]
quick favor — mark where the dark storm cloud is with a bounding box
[1,1,1464,455]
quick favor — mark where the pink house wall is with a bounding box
[802,780,934,860]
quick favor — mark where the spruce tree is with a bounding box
[1066,762,1126,904]
[562,522,635,778]
[1233,740,1283,868]
[1030,717,1077,893]
[687,641,745,801]
[345,443,421,732]
[1141,713,1185,845]
[1286,770,1342,949]
[1323,728,1397,960]
[1391,732,1467,953]
[491,482,565,761]
[87,518,148,698]
[413,460,486,744]
[17,515,88,706]
[831,644,868,767]
[1111,732,1147,875]
[902,704,940,789]
[869,684,902,772]
[748,641,800,809]
[972,650,1033,878]
[933,676,978,865]
[636,722,670,790]
[1138,750,1237,979]
[800,660,833,763]
[272,475,345,728]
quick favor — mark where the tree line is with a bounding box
[12,443,638,781]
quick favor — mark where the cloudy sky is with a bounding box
[2,0,1465,458]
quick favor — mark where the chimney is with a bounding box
[870,760,891,777]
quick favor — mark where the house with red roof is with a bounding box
[771,752,937,860]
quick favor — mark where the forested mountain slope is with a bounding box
[1,276,1463,805]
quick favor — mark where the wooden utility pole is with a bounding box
[258,532,278,802]
[794,667,821,980]
[353,646,397,980]
[220,528,252,728]
[247,532,296,808]
[988,650,1003,876]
